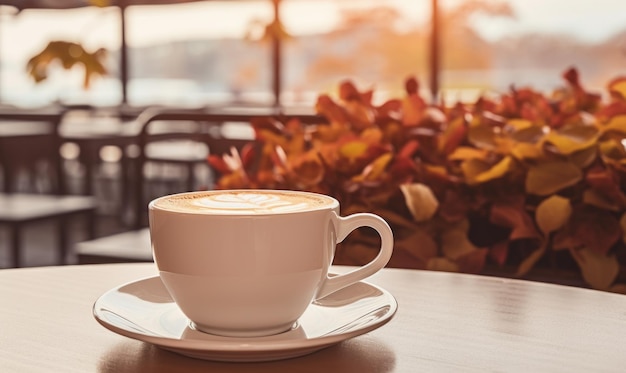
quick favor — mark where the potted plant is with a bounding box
[209,67,626,292]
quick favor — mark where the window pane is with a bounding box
[0,6,121,107]
[282,0,431,106]
[439,0,626,102]
[125,1,273,107]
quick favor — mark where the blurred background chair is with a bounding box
[0,109,97,267]
[75,108,255,264]
[75,108,323,264]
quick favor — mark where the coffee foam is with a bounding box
[153,190,335,214]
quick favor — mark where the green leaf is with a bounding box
[535,195,572,235]
[511,142,543,161]
[526,161,582,196]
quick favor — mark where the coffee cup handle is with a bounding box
[315,212,394,299]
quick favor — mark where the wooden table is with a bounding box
[1,263,626,372]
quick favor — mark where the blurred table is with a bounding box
[60,118,139,196]
[1,263,626,372]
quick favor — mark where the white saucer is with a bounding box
[93,274,397,362]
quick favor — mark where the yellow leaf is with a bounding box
[599,139,626,160]
[448,146,488,161]
[511,142,543,161]
[526,161,582,196]
[461,158,490,182]
[424,165,448,178]
[570,248,619,290]
[473,156,514,184]
[400,183,439,222]
[610,80,626,99]
[601,115,626,134]
[354,153,392,182]
[507,118,534,131]
[339,141,368,161]
[543,126,598,155]
[360,127,383,144]
[535,195,572,235]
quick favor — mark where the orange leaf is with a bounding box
[439,116,467,154]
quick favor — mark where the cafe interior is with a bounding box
[3,1,626,371]
[2,0,626,286]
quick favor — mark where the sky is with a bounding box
[1,0,625,59]
[468,0,626,43]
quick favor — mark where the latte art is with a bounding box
[153,190,335,214]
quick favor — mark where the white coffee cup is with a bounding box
[148,189,393,337]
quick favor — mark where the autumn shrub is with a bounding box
[209,67,626,292]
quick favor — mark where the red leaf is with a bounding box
[240,142,257,169]
[398,139,420,158]
[563,67,581,89]
[315,95,349,123]
[339,80,361,102]
[585,166,626,209]
[565,206,621,255]
[489,241,509,266]
[376,99,402,119]
[490,201,541,241]
[405,76,419,95]
[207,155,231,175]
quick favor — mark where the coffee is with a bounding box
[152,190,336,214]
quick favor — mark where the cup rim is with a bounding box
[149,189,340,216]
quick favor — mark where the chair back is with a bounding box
[130,108,324,229]
[0,109,66,194]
